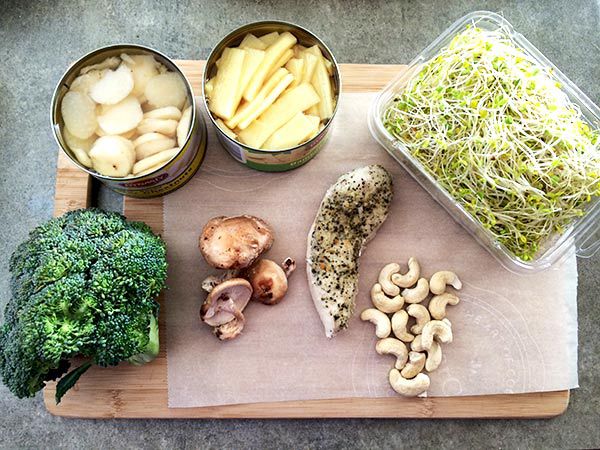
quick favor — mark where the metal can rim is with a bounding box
[202,20,342,154]
[50,43,198,182]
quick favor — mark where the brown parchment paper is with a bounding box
[165,93,578,408]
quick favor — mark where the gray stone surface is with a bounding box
[0,0,598,448]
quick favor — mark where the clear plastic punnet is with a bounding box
[369,11,600,274]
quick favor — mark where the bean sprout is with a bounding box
[383,25,600,261]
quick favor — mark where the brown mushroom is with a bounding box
[245,258,296,305]
[199,215,274,270]
[213,317,245,341]
[200,278,252,326]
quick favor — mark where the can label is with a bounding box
[221,137,247,163]
[104,112,207,198]
[217,126,329,172]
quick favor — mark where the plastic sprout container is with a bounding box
[369,11,600,273]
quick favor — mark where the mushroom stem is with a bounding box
[281,257,296,277]
[220,299,244,322]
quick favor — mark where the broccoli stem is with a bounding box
[55,314,159,402]
[127,315,159,366]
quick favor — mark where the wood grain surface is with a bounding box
[44,61,569,418]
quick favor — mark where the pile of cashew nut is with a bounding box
[360,257,461,397]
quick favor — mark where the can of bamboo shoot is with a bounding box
[203,21,341,172]
[51,44,206,198]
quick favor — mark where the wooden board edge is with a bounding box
[43,390,569,419]
[53,150,93,216]
[123,196,164,234]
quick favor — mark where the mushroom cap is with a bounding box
[245,259,289,305]
[199,215,274,269]
[200,278,252,326]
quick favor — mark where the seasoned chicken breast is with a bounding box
[306,165,393,337]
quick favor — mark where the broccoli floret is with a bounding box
[0,208,167,403]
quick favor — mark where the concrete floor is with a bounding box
[1,0,599,448]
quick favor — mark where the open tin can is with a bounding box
[203,21,341,172]
[51,44,207,198]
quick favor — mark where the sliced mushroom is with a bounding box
[244,257,295,305]
[213,316,245,340]
[199,215,274,269]
[201,269,239,293]
[200,278,252,326]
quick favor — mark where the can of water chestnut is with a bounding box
[51,43,207,198]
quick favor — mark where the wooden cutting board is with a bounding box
[43,61,569,418]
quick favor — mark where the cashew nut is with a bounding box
[410,335,442,372]
[391,257,420,288]
[411,336,443,372]
[400,351,426,379]
[391,310,414,342]
[375,338,409,370]
[378,263,401,296]
[428,293,460,320]
[430,271,462,295]
[421,319,453,349]
[370,283,404,314]
[401,278,429,304]
[407,304,431,334]
[411,334,424,351]
[425,341,443,372]
[389,369,430,397]
[360,308,391,338]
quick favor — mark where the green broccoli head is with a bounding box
[0,208,167,401]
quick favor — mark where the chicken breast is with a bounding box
[306,165,393,337]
